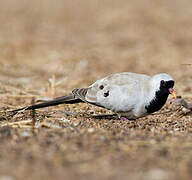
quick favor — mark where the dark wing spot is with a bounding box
[104,91,109,97]
[99,85,104,90]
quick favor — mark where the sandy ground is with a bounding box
[0,0,192,179]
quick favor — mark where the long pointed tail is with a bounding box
[12,95,83,112]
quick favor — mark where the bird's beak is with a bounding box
[169,88,177,99]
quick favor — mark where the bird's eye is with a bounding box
[160,80,165,86]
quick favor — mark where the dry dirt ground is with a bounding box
[0,0,192,180]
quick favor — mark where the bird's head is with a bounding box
[150,73,176,99]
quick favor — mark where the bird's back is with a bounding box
[85,72,151,113]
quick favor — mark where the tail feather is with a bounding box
[12,95,83,112]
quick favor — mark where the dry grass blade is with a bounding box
[0,94,39,98]
[181,64,192,66]
[41,122,61,128]
[48,74,56,98]
[153,107,182,116]
[0,119,32,128]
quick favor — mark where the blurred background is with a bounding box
[0,0,192,180]
[0,0,191,95]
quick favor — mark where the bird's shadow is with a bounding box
[90,114,136,121]
[90,114,118,120]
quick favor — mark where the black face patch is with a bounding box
[145,80,175,113]
[104,91,109,97]
[160,80,174,89]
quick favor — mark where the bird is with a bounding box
[12,72,176,120]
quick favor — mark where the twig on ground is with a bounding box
[170,97,192,111]
[31,97,36,134]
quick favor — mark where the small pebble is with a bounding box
[87,128,95,133]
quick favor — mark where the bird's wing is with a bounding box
[72,88,105,108]
[72,72,150,112]
[72,88,89,101]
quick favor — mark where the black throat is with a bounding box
[145,90,169,114]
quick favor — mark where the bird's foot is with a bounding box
[120,116,136,121]
[120,116,129,121]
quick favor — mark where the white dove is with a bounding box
[13,72,176,120]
